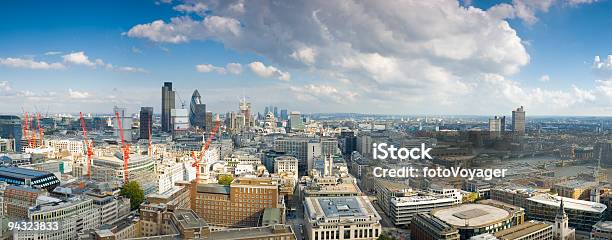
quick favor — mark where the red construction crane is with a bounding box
[79,112,93,179]
[191,120,221,183]
[115,111,130,183]
[36,113,43,147]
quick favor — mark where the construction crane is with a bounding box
[115,111,130,183]
[36,113,43,147]
[191,120,221,183]
[79,112,93,179]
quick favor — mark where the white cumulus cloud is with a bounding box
[0,57,64,70]
[248,62,290,81]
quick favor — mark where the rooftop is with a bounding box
[173,209,208,229]
[493,221,552,240]
[0,166,51,179]
[593,221,612,231]
[528,194,607,213]
[209,224,294,239]
[432,204,511,228]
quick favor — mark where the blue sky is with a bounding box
[0,0,611,116]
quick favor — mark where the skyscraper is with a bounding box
[273,106,278,118]
[512,106,525,135]
[113,106,132,142]
[0,115,22,151]
[139,107,153,140]
[289,111,304,132]
[189,90,206,130]
[161,82,175,133]
[489,116,502,139]
[280,109,288,121]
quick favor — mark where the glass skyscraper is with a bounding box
[0,115,22,151]
[189,89,206,129]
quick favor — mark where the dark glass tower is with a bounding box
[161,82,175,132]
[0,115,22,151]
[189,90,206,129]
[139,107,153,139]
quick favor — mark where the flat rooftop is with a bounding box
[493,221,551,239]
[0,166,51,179]
[173,209,208,229]
[554,180,598,189]
[432,204,511,228]
[528,194,607,213]
[209,224,294,239]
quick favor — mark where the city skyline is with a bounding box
[1,0,612,116]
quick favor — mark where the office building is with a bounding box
[526,194,605,232]
[470,221,553,240]
[191,178,282,227]
[411,213,460,240]
[171,108,189,136]
[4,186,43,219]
[280,109,288,121]
[304,196,382,240]
[91,154,157,194]
[161,82,175,132]
[205,111,213,132]
[273,137,338,175]
[113,106,132,142]
[0,115,22,151]
[139,107,153,140]
[0,167,60,191]
[552,180,598,200]
[91,207,295,240]
[512,106,526,135]
[289,111,304,132]
[489,116,503,138]
[15,196,100,240]
[591,221,612,240]
[274,156,298,180]
[239,97,253,128]
[189,89,206,130]
[389,193,458,226]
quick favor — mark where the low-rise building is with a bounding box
[389,193,458,226]
[469,221,553,240]
[591,221,612,240]
[304,196,382,240]
[411,213,460,240]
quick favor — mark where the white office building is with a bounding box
[304,196,382,240]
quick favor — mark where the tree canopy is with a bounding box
[218,175,234,185]
[120,181,145,210]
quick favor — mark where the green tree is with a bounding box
[218,175,234,185]
[377,233,397,240]
[463,192,479,203]
[120,181,145,210]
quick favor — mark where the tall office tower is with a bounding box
[512,106,526,135]
[489,116,502,139]
[113,106,133,142]
[139,107,153,140]
[273,106,278,118]
[289,111,304,132]
[204,111,213,132]
[500,116,506,132]
[161,82,175,132]
[264,106,269,115]
[280,109,288,121]
[0,115,22,151]
[171,109,189,137]
[239,97,253,128]
[189,90,206,130]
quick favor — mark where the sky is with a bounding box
[0,0,611,116]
